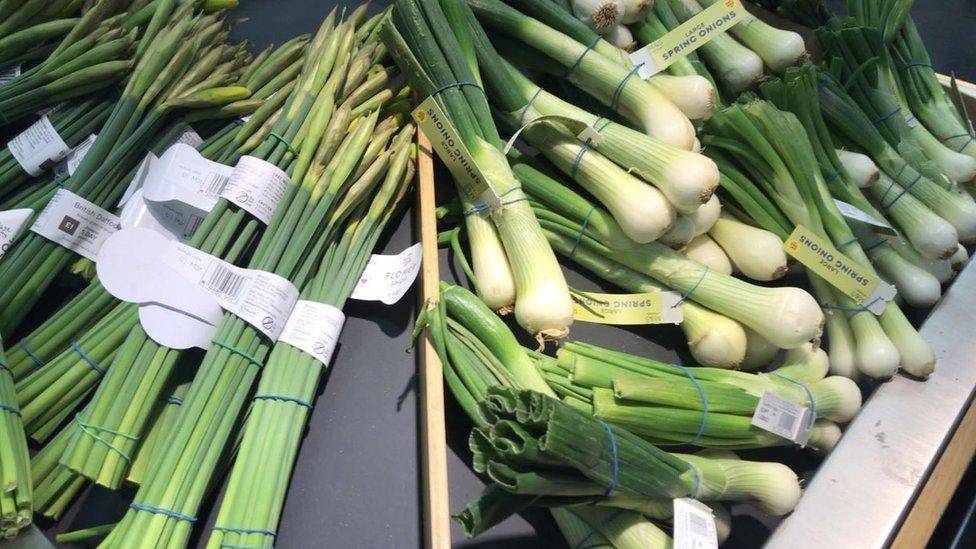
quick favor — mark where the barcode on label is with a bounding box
[204,264,246,300]
[202,173,229,198]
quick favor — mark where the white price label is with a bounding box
[164,244,299,341]
[0,209,33,259]
[66,134,97,177]
[751,390,813,445]
[176,128,203,148]
[219,155,289,224]
[30,189,120,260]
[833,199,897,236]
[0,65,20,85]
[351,243,423,305]
[8,116,71,176]
[279,300,345,366]
[673,498,718,549]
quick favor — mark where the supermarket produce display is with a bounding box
[0,0,974,548]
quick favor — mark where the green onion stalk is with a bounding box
[816,20,976,184]
[704,98,935,378]
[749,0,833,28]
[762,64,950,315]
[889,17,976,163]
[815,71,976,243]
[100,14,407,549]
[1,37,306,380]
[468,0,697,150]
[499,0,718,121]
[0,341,30,537]
[0,95,114,205]
[0,0,85,44]
[382,0,574,342]
[545,341,857,452]
[509,151,824,349]
[207,123,416,549]
[0,6,250,336]
[31,404,89,521]
[127,381,191,486]
[0,0,138,127]
[845,0,915,46]
[660,0,764,95]
[54,38,330,489]
[417,284,804,545]
[0,16,80,73]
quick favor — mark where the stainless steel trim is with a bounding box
[766,260,976,548]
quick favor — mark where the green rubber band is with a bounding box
[268,131,298,156]
[211,339,263,367]
[74,414,136,461]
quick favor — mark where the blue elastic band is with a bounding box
[674,267,709,307]
[595,419,618,497]
[0,362,11,376]
[0,403,21,416]
[211,339,263,367]
[882,174,922,210]
[771,373,817,430]
[611,64,644,111]
[569,207,596,259]
[430,81,485,99]
[942,133,975,153]
[165,396,183,406]
[565,36,602,79]
[129,503,197,523]
[898,62,933,72]
[71,341,105,375]
[573,509,624,549]
[570,138,593,179]
[872,107,901,126]
[268,131,297,156]
[689,463,702,499]
[669,363,708,444]
[462,203,490,216]
[252,394,312,408]
[19,339,44,368]
[75,414,138,460]
[218,544,272,549]
[213,526,277,538]
[836,237,858,250]
[821,297,883,318]
[519,87,545,127]
[863,239,888,253]
[823,164,844,184]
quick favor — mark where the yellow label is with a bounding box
[629,0,743,78]
[783,226,893,312]
[412,96,497,208]
[572,291,682,325]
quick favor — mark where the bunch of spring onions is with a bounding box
[417,283,804,547]
[0,0,249,336]
[704,97,935,378]
[382,0,574,342]
[208,122,415,549]
[102,12,413,548]
[0,342,30,537]
[0,0,138,126]
[543,341,858,451]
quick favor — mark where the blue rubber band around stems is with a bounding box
[213,526,277,538]
[771,373,817,430]
[823,164,844,184]
[611,63,644,111]
[862,238,888,253]
[129,502,197,523]
[519,87,545,127]
[211,339,263,368]
[673,267,709,307]
[821,296,883,318]
[882,174,922,209]
[669,363,709,444]
[565,36,602,79]
[872,107,902,126]
[573,508,624,549]
[71,341,105,375]
[569,206,596,259]
[19,339,44,368]
[835,237,858,250]
[595,419,619,497]
[429,81,485,99]
[252,394,312,408]
[0,403,20,416]
[898,62,933,71]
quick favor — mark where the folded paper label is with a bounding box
[0,208,33,259]
[351,243,423,305]
[502,114,604,155]
[833,199,897,236]
[219,155,289,224]
[751,390,813,446]
[630,0,743,79]
[783,225,895,315]
[673,498,718,549]
[572,290,683,325]
[8,115,72,176]
[413,95,500,211]
[279,301,346,367]
[31,189,120,261]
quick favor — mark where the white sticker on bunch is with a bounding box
[30,189,120,260]
[163,244,299,340]
[8,116,72,176]
[177,128,203,148]
[751,390,813,446]
[351,243,423,305]
[279,301,346,366]
[219,156,289,224]
[833,199,898,236]
[0,209,33,259]
[0,65,20,85]
[67,134,97,176]
[673,498,718,549]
